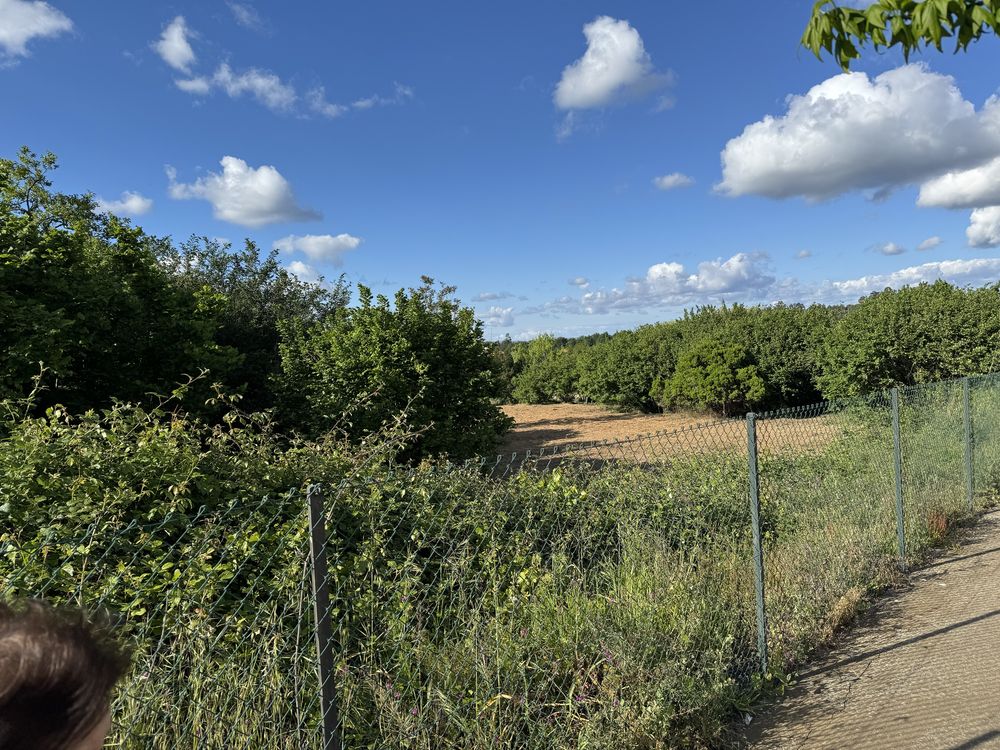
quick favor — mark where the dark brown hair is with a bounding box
[0,599,130,750]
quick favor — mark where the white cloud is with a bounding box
[286,260,319,283]
[569,277,590,288]
[483,306,515,327]
[967,207,1000,247]
[541,252,776,315]
[273,233,361,265]
[554,16,671,110]
[154,16,196,73]
[175,76,211,95]
[917,156,1000,209]
[474,291,515,301]
[917,236,943,251]
[795,250,812,259]
[96,191,153,217]
[874,241,906,256]
[352,82,414,109]
[307,87,349,118]
[653,172,693,191]
[0,0,72,59]
[534,251,1000,323]
[167,156,320,227]
[226,1,264,31]
[307,82,414,119]
[718,65,1000,200]
[824,258,1000,299]
[178,63,296,112]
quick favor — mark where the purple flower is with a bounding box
[410,706,419,716]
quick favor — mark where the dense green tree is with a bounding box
[803,0,1000,70]
[576,324,680,412]
[657,335,766,417]
[0,148,235,411]
[511,335,580,403]
[276,278,512,460]
[817,281,1000,398]
[160,237,350,412]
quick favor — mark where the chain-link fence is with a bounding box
[4,374,1000,748]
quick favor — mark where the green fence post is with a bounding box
[964,377,974,512]
[891,388,906,570]
[746,412,768,676]
[307,485,341,750]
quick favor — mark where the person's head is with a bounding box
[0,599,130,750]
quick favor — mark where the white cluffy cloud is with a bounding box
[795,250,812,259]
[483,306,515,327]
[917,236,943,251]
[177,63,296,111]
[167,156,320,227]
[541,252,775,315]
[874,242,905,256]
[824,258,1000,300]
[653,172,693,191]
[966,207,1000,247]
[0,0,72,59]
[554,16,670,110]
[286,260,319,283]
[273,233,361,265]
[539,253,1000,321]
[96,191,153,217]
[918,155,1000,247]
[718,65,1000,200]
[154,16,196,73]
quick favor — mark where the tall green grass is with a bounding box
[3,376,1000,748]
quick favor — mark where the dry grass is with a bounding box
[499,403,839,459]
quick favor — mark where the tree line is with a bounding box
[4,146,999,462]
[496,282,1000,415]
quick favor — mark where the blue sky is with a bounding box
[3,0,1000,340]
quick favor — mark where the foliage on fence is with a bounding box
[3,375,1000,747]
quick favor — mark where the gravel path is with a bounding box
[745,510,1000,750]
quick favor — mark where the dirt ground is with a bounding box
[499,403,836,459]
[744,511,1000,749]
[500,403,719,454]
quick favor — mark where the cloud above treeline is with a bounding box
[718,64,1000,247]
[533,253,1000,317]
[274,233,362,265]
[166,156,319,227]
[96,191,153,217]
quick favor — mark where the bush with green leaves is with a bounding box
[277,278,513,461]
[657,336,766,416]
[817,281,1000,398]
[4,378,1000,748]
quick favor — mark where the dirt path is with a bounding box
[745,510,1000,749]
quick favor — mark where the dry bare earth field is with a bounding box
[499,403,837,461]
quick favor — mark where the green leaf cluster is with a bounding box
[276,277,513,461]
[803,0,1000,70]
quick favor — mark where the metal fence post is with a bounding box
[891,388,906,570]
[746,412,768,676]
[964,377,974,512]
[307,485,341,750]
